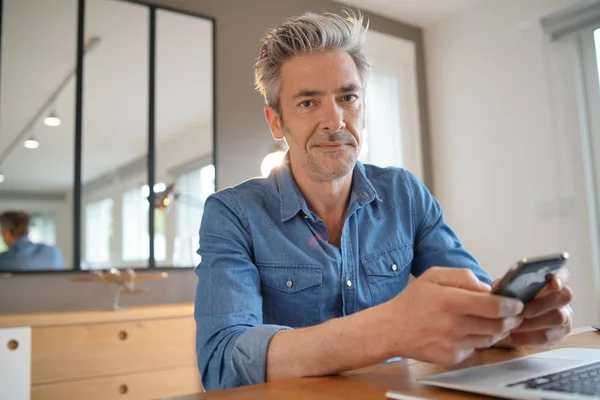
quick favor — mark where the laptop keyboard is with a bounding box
[507,360,600,396]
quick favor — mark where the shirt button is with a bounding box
[391,264,398,272]
[346,279,352,287]
[286,279,293,288]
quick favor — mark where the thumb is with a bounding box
[425,267,491,292]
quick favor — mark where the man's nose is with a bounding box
[319,99,346,133]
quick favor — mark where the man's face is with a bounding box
[1,228,14,248]
[266,50,365,181]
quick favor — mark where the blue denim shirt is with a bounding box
[0,237,64,271]
[194,159,492,391]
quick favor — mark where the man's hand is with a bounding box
[383,267,525,366]
[494,267,573,348]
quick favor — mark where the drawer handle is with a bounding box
[119,384,128,394]
[7,339,18,351]
[118,331,128,341]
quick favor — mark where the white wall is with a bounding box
[425,0,600,326]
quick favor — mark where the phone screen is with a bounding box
[494,255,567,303]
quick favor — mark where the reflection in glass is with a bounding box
[155,9,214,267]
[84,198,112,267]
[121,185,165,264]
[172,164,215,266]
[595,29,600,89]
[0,0,77,271]
[81,0,149,269]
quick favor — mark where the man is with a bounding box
[194,11,573,391]
[0,211,63,271]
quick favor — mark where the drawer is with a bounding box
[32,316,196,384]
[31,365,202,400]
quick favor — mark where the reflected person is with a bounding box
[0,211,64,271]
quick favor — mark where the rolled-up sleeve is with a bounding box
[194,192,291,391]
[230,325,291,385]
[403,170,493,285]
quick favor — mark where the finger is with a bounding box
[513,306,571,332]
[456,315,523,336]
[459,332,512,349]
[503,325,571,347]
[536,267,570,297]
[493,336,518,349]
[446,289,524,318]
[426,267,491,292]
[522,286,573,319]
[491,278,500,291]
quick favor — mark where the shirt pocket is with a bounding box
[361,243,413,306]
[258,264,323,328]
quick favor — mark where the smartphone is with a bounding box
[492,252,569,304]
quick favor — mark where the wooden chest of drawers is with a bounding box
[0,303,202,400]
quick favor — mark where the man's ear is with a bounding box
[264,106,285,140]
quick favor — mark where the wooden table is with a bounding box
[177,327,600,399]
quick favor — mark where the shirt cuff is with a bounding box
[230,324,292,386]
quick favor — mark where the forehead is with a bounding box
[279,50,361,96]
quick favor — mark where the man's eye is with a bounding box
[342,95,357,102]
[299,100,314,108]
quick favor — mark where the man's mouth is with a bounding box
[314,142,348,151]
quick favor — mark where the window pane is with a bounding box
[29,214,57,246]
[361,72,403,168]
[0,0,76,271]
[121,186,166,263]
[155,9,214,267]
[595,29,600,87]
[122,186,147,261]
[363,29,423,179]
[83,198,112,268]
[172,168,205,267]
[82,0,149,268]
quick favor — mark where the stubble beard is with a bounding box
[283,126,358,181]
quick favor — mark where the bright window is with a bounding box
[122,185,166,262]
[28,213,56,245]
[84,198,113,268]
[360,71,403,167]
[362,29,423,179]
[172,164,215,266]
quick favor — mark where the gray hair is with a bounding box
[254,10,371,115]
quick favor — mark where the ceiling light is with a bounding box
[24,137,40,149]
[44,110,61,127]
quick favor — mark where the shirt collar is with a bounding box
[10,236,32,250]
[275,153,382,223]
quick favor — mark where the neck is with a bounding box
[7,235,25,247]
[289,162,353,222]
